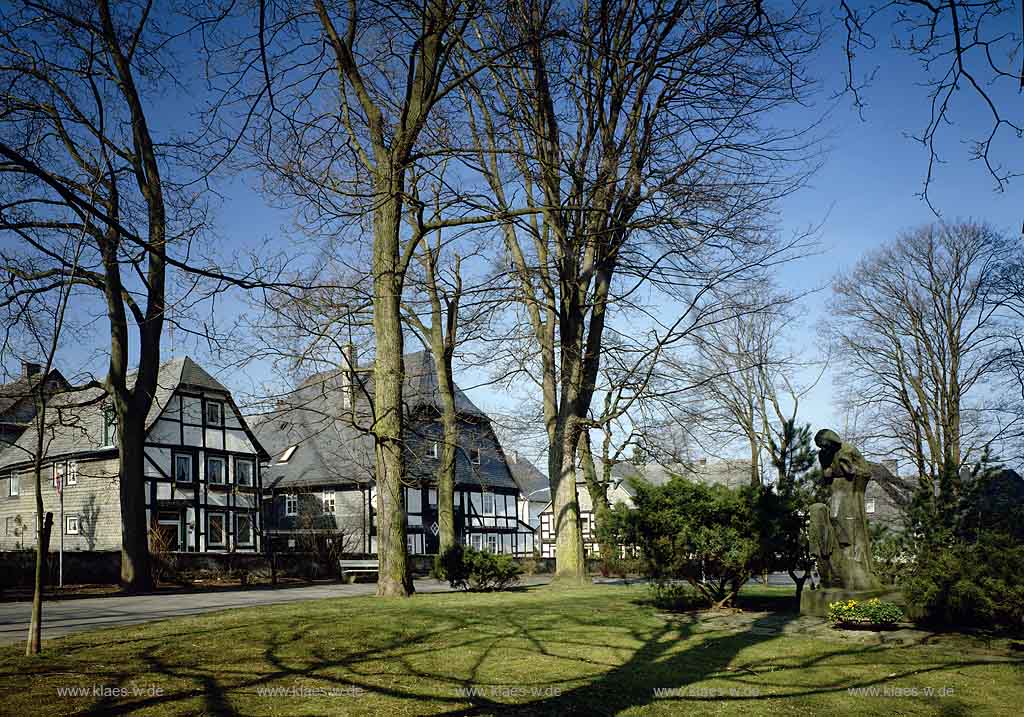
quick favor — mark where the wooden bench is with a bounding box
[339,558,379,583]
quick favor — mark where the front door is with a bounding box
[423,487,439,554]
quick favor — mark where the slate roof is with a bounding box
[0,356,237,470]
[253,350,513,491]
[611,459,753,495]
[0,369,67,420]
[507,452,549,498]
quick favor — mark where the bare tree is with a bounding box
[0,225,84,652]
[466,0,820,580]
[840,0,1023,209]
[0,0,211,590]
[829,220,1021,491]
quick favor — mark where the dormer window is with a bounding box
[429,441,439,459]
[278,445,297,464]
[205,400,223,427]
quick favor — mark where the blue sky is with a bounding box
[4,2,1020,471]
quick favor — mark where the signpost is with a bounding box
[53,463,63,587]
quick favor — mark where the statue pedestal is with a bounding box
[800,587,906,618]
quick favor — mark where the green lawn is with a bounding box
[1,583,1021,716]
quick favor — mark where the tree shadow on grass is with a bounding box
[31,590,1024,717]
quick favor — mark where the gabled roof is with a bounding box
[0,369,68,419]
[253,350,511,491]
[0,356,247,470]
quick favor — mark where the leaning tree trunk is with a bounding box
[372,187,413,597]
[26,477,52,655]
[118,417,153,591]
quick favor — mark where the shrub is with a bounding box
[828,598,904,626]
[632,476,767,607]
[903,531,1024,632]
[435,544,522,591]
[648,580,709,612]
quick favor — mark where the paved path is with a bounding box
[0,577,551,645]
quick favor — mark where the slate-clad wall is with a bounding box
[0,457,122,552]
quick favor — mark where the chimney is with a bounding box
[21,361,41,379]
[340,343,358,411]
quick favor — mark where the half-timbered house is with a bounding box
[255,350,536,556]
[0,357,268,553]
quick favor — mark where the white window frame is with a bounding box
[207,455,227,485]
[205,400,224,427]
[173,453,193,483]
[235,513,254,547]
[277,445,297,464]
[65,514,80,535]
[156,512,183,549]
[285,493,298,517]
[66,461,78,486]
[470,533,483,551]
[865,500,876,514]
[482,492,495,515]
[486,534,498,553]
[429,441,439,459]
[407,534,416,554]
[234,457,255,487]
[53,462,65,491]
[470,447,482,465]
[207,512,227,548]
[8,472,19,497]
[322,490,336,514]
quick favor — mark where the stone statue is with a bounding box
[808,429,880,591]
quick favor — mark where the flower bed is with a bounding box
[828,598,904,628]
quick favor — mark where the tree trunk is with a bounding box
[578,432,615,573]
[26,509,52,655]
[552,420,586,582]
[436,374,457,554]
[372,188,413,597]
[118,418,153,591]
[789,570,807,610]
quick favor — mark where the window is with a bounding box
[470,533,483,551]
[429,441,439,459]
[285,494,298,517]
[207,455,226,485]
[157,512,182,550]
[581,515,591,536]
[65,514,79,535]
[277,445,297,463]
[486,534,498,553]
[5,517,15,536]
[482,492,495,516]
[7,473,18,497]
[235,458,255,487]
[428,488,437,506]
[53,462,65,491]
[322,490,336,514]
[66,461,78,486]
[865,500,876,514]
[205,401,223,427]
[407,534,416,554]
[174,453,193,483]
[470,447,482,465]
[236,514,254,547]
[102,408,117,447]
[207,512,226,547]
